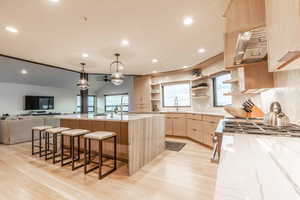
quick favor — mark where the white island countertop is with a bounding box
[54,113,163,122]
[214,133,300,200]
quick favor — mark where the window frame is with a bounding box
[212,72,232,107]
[76,95,96,113]
[104,93,129,113]
[162,81,191,108]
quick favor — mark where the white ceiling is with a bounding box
[0,0,226,75]
[0,55,119,92]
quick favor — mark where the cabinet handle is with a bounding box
[192,129,197,131]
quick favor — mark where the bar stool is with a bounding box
[32,126,52,157]
[84,131,117,180]
[61,129,90,170]
[44,127,71,163]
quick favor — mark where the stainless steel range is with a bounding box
[211,119,300,163]
[223,121,300,136]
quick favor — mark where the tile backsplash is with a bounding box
[259,69,300,124]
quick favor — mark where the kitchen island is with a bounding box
[55,113,165,175]
[214,120,300,200]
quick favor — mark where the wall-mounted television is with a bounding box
[25,96,54,110]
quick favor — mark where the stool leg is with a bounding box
[84,138,87,174]
[98,140,102,180]
[61,135,64,166]
[31,129,34,155]
[45,132,48,160]
[114,136,117,170]
[88,138,91,162]
[71,136,75,170]
[77,136,80,160]
[53,134,57,164]
[39,130,42,157]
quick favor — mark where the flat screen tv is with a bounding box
[25,96,54,110]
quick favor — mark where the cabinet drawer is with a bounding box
[202,115,223,123]
[166,114,186,119]
[186,114,202,120]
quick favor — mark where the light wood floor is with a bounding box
[0,137,217,200]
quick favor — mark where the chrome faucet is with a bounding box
[174,96,179,112]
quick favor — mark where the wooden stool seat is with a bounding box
[84,131,117,179]
[47,127,70,134]
[61,129,90,136]
[84,131,117,140]
[32,126,52,131]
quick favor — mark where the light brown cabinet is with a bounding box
[237,61,274,92]
[165,114,186,137]
[224,0,266,34]
[134,76,151,112]
[265,0,300,71]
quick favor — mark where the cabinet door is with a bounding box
[187,119,193,138]
[266,0,300,71]
[165,117,173,136]
[173,117,187,137]
[134,76,151,112]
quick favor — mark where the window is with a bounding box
[162,82,191,107]
[213,73,232,107]
[105,94,129,112]
[76,95,96,113]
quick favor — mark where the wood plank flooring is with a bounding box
[0,137,217,200]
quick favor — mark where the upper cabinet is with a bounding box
[224,0,266,34]
[133,76,152,112]
[265,0,300,71]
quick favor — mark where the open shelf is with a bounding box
[192,95,209,99]
[192,86,209,91]
[224,92,242,96]
[223,79,239,84]
[191,76,209,82]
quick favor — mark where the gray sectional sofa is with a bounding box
[0,116,60,144]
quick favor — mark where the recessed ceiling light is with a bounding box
[49,0,60,2]
[183,17,194,26]
[81,53,89,58]
[198,48,206,53]
[21,69,27,74]
[5,26,18,33]
[183,66,188,69]
[121,39,129,46]
[152,70,157,73]
[152,59,158,63]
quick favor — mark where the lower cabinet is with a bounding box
[186,115,222,148]
[165,114,187,137]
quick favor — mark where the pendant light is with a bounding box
[110,53,124,86]
[77,62,90,90]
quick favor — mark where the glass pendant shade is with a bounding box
[110,53,124,86]
[77,63,89,90]
[77,78,89,90]
[111,72,124,86]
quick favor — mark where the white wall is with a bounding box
[95,76,134,113]
[0,82,77,115]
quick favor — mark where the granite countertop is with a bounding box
[214,125,300,199]
[54,113,162,122]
